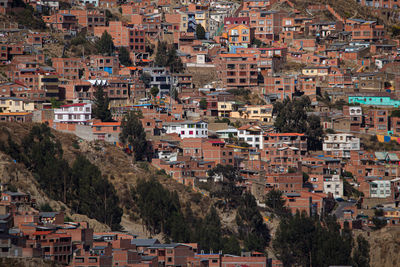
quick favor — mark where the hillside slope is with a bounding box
[0,122,214,236]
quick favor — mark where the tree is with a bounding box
[150,86,159,98]
[119,110,148,161]
[155,41,168,67]
[273,96,323,150]
[372,216,387,230]
[273,211,353,267]
[170,87,179,101]
[199,98,207,110]
[0,124,123,230]
[118,47,132,66]
[236,193,270,252]
[96,31,115,55]
[50,97,62,108]
[195,207,223,252]
[223,236,241,255]
[306,114,324,151]
[93,86,113,122]
[155,41,183,73]
[167,45,184,73]
[208,165,243,205]
[70,156,122,230]
[352,235,370,267]
[265,189,288,217]
[196,24,206,39]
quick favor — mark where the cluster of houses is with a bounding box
[0,185,282,266]
[0,0,400,263]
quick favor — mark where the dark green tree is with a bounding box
[352,235,370,267]
[273,211,353,267]
[223,236,241,255]
[195,207,223,252]
[273,96,323,150]
[155,41,168,67]
[119,46,132,66]
[93,86,113,122]
[170,87,179,101]
[196,24,206,39]
[0,124,123,230]
[208,164,243,204]
[119,110,148,161]
[199,98,207,110]
[150,86,159,98]
[371,216,387,230]
[236,193,270,252]
[96,31,115,55]
[70,156,122,230]
[265,189,288,217]
[167,45,184,73]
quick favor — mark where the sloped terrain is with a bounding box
[0,122,214,236]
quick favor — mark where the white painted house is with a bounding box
[237,125,264,149]
[369,180,391,198]
[163,120,208,139]
[323,133,360,158]
[323,174,344,199]
[54,103,91,124]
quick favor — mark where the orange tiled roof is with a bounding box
[0,112,31,116]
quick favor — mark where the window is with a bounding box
[167,257,173,262]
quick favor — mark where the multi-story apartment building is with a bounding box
[367,179,391,198]
[0,97,34,113]
[42,13,79,33]
[216,53,259,89]
[343,105,363,132]
[0,43,24,61]
[52,58,82,81]
[88,55,119,75]
[106,79,131,106]
[264,133,308,155]
[263,74,297,100]
[142,67,175,97]
[323,174,344,198]
[239,10,287,42]
[238,125,264,149]
[241,0,278,11]
[366,108,388,133]
[38,73,60,100]
[94,21,146,53]
[224,17,250,32]
[226,24,253,49]
[345,19,385,42]
[163,120,208,139]
[230,105,273,122]
[59,9,106,31]
[356,0,400,8]
[323,133,361,158]
[54,103,91,124]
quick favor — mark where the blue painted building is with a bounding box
[348,95,400,107]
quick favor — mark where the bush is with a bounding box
[39,203,53,212]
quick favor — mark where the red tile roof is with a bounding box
[61,103,86,108]
[267,133,305,136]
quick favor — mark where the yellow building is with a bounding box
[0,97,35,113]
[231,105,273,122]
[302,66,329,77]
[180,12,189,32]
[195,10,209,32]
[217,101,235,117]
[38,74,59,100]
